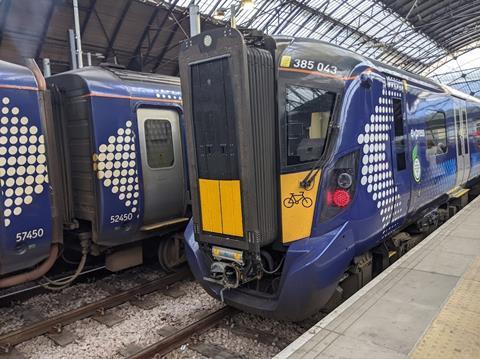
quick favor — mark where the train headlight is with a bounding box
[337,172,353,189]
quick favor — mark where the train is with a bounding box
[178,28,480,321]
[0,60,189,288]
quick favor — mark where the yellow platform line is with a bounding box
[410,256,480,359]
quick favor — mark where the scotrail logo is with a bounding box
[410,129,425,140]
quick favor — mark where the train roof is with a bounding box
[47,65,181,102]
[274,36,480,104]
[0,60,38,90]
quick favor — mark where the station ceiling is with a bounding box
[0,0,478,81]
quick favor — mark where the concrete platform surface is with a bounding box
[276,196,480,359]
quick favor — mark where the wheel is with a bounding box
[302,197,313,208]
[157,235,186,272]
[283,197,295,208]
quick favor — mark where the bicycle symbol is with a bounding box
[283,191,313,208]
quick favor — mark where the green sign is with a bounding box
[412,145,421,183]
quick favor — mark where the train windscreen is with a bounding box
[285,85,337,166]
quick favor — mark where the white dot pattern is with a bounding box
[357,78,402,239]
[0,97,48,227]
[420,158,456,199]
[93,121,139,214]
[154,89,182,101]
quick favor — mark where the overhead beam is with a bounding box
[283,0,421,69]
[138,0,181,70]
[243,0,272,28]
[93,8,113,47]
[271,0,309,34]
[260,2,291,33]
[376,0,452,57]
[104,0,133,61]
[151,14,187,73]
[36,0,56,59]
[0,0,12,46]
[127,6,161,69]
[81,0,98,37]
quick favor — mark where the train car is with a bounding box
[0,60,62,288]
[178,28,480,321]
[47,65,189,273]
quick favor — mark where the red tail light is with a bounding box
[332,189,351,207]
[320,151,358,221]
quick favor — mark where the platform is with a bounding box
[276,196,480,359]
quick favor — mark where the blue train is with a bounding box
[0,60,62,285]
[178,29,480,321]
[0,60,188,288]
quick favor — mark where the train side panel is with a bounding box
[48,67,187,249]
[404,85,457,216]
[467,102,480,180]
[0,61,54,275]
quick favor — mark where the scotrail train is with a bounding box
[0,60,188,289]
[179,28,480,321]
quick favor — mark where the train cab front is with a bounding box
[179,28,358,321]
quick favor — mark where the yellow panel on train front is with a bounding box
[220,180,244,237]
[281,171,320,243]
[198,179,222,233]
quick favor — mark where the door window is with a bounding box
[392,98,406,171]
[426,111,447,156]
[144,119,174,168]
[475,121,480,150]
[455,109,463,156]
[462,110,469,154]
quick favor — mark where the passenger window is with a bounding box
[144,119,174,168]
[475,121,480,150]
[285,86,336,166]
[462,110,469,154]
[392,98,406,171]
[426,112,447,156]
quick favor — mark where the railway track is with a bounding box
[0,268,191,354]
[0,265,108,306]
[127,306,237,359]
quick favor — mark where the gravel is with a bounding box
[0,265,163,335]
[167,310,326,359]
[15,280,219,359]
[2,266,323,359]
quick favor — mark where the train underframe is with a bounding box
[186,184,479,321]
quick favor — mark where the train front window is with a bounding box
[285,85,336,166]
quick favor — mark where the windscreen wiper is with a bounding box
[300,156,323,189]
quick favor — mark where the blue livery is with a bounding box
[179,29,480,321]
[47,66,188,252]
[0,61,57,276]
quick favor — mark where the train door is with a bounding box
[137,108,185,225]
[388,82,411,226]
[454,100,471,185]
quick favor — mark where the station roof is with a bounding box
[431,67,480,97]
[0,0,478,81]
